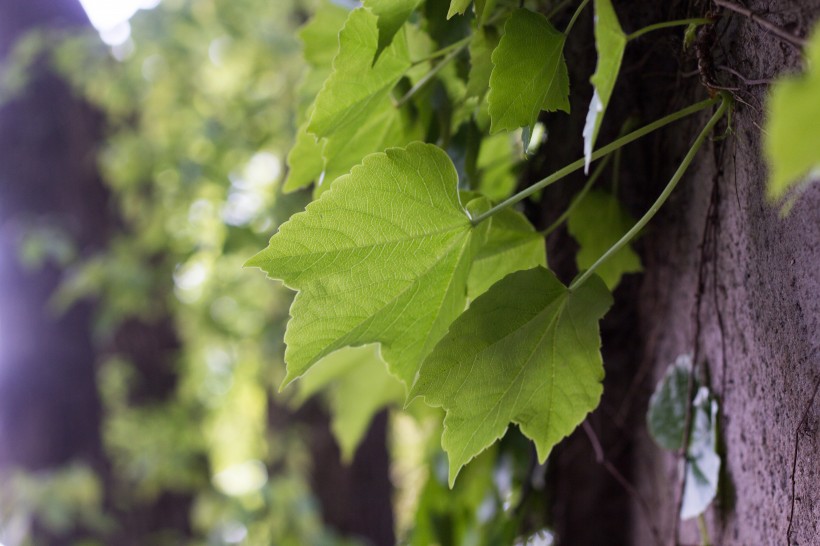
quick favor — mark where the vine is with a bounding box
[255,0,714,527]
[246,0,819,542]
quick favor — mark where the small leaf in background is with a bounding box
[475,131,518,201]
[764,23,820,208]
[247,143,489,388]
[283,124,325,192]
[302,7,421,193]
[488,9,570,134]
[522,121,546,156]
[296,345,404,462]
[299,1,350,69]
[307,7,410,140]
[647,354,694,451]
[364,0,423,62]
[467,25,501,99]
[447,0,473,19]
[567,190,641,291]
[681,386,720,520]
[647,355,721,520]
[467,208,545,299]
[295,1,350,116]
[318,98,420,193]
[411,266,612,485]
[582,0,626,172]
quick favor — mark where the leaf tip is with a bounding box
[279,372,299,392]
[243,251,266,270]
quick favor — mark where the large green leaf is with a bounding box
[764,24,820,206]
[411,266,612,485]
[307,7,411,139]
[364,0,424,62]
[567,190,641,290]
[488,9,569,134]
[582,0,626,172]
[296,345,404,462]
[248,143,489,388]
[467,208,545,299]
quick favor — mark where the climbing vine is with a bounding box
[249,0,820,541]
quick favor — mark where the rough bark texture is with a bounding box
[632,2,820,544]
[535,2,819,545]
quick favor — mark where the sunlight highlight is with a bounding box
[79,0,161,45]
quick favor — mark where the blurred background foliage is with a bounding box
[0,0,548,544]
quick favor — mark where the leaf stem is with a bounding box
[698,514,712,546]
[469,96,720,226]
[541,152,611,236]
[568,96,729,291]
[546,0,573,20]
[410,36,472,66]
[626,18,714,41]
[564,0,590,35]
[397,44,467,107]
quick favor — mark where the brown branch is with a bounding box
[786,375,820,543]
[716,64,775,86]
[712,0,807,47]
[582,421,665,546]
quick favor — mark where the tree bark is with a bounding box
[632,2,820,544]
[534,1,819,545]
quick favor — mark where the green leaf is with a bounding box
[447,0,473,19]
[467,208,545,299]
[764,24,820,206]
[364,0,424,62]
[300,2,350,69]
[296,345,404,462]
[466,25,500,99]
[681,386,720,520]
[567,190,641,290]
[319,97,421,193]
[283,124,326,193]
[247,143,489,388]
[474,0,498,25]
[488,9,570,134]
[307,7,411,140]
[646,354,692,451]
[475,131,517,201]
[300,7,421,194]
[295,1,351,118]
[647,355,720,520]
[583,0,626,172]
[411,266,612,485]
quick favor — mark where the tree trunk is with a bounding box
[534,1,819,545]
[0,0,106,474]
[632,2,820,544]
